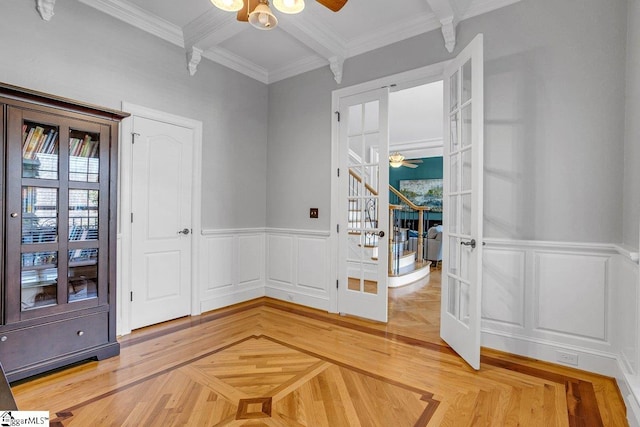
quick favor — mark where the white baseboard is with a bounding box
[619,370,640,427]
[482,329,619,376]
[200,287,265,314]
[265,285,330,312]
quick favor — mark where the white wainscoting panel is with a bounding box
[267,234,294,285]
[535,252,608,340]
[266,229,331,311]
[207,236,234,290]
[297,237,328,293]
[238,235,262,285]
[482,248,526,327]
[481,239,620,376]
[199,230,265,313]
[614,254,640,375]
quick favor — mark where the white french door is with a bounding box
[130,116,193,329]
[440,34,485,369]
[337,88,390,322]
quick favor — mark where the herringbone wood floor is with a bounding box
[10,270,628,426]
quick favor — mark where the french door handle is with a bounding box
[178,228,190,235]
[378,231,385,238]
[460,239,476,249]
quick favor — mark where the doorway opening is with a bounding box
[387,80,444,342]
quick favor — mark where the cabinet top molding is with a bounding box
[0,82,130,122]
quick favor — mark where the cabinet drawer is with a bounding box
[0,312,109,372]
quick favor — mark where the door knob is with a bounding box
[378,231,385,238]
[10,213,17,218]
[460,239,476,249]
[178,228,190,235]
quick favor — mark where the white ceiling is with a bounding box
[390,81,443,158]
[74,0,520,84]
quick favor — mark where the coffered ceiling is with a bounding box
[39,0,519,84]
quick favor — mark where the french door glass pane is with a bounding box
[448,236,458,276]
[21,251,58,310]
[22,187,58,244]
[461,104,472,148]
[462,194,472,236]
[363,101,379,133]
[348,136,364,165]
[348,104,363,135]
[450,71,459,112]
[462,60,472,104]
[448,195,458,234]
[450,112,459,152]
[460,281,470,324]
[22,121,59,180]
[462,149,472,192]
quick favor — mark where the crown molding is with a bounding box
[346,13,441,58]
[391,137,443,150]
[202,47,269,84]
[463,0,521,19]
[77,0,184,47]
[78,0,522,84]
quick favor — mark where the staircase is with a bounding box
[348,169,431,288]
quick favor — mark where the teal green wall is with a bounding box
[389,156,443,223]
[389,156,443,188]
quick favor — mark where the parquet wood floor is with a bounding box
[10,271,628,426]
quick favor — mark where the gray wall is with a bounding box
[624,0,640,248]
[0,0,268,230]
[268,0,628,244]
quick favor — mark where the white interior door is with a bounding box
[130,116,193,329]
[440,34,484,369]
[338,88,389,322]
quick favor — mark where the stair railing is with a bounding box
[348,168,430,275]
[388,186,430,265]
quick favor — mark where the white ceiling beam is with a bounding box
[182,9,246,76]
[424,0,459,53]
[183,9,244,49]
[36,0,55,21]
[77,0,184,47]
[276,14,347,84]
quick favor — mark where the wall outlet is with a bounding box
[310,208,319,219]
[556,351,579,366]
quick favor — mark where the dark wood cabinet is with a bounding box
[0,83,128,382]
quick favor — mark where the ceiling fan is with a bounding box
[211,0,348,30]
[389,152,423,169]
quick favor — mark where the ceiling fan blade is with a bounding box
[405,159,423,164]
[402,162,419,169]
[315,0,348,12]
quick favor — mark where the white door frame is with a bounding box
[118,103,203,336]
[330,61,448,313]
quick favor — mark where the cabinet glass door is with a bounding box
[6,107,108,322]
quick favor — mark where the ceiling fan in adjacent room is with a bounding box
[389,152,423,169]
[210,0,348,30]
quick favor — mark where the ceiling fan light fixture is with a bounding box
[389,152,404,167]
[210,0,244,12]
[249,1,279,30]
[273,0,305,14]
